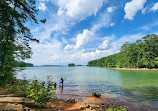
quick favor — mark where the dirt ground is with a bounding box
[0,87,85,111]
[0,87,110,111]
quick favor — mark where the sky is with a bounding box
[26,0,158,66]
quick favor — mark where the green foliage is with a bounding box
[68,63,76,66]
[88,34,158,69]
[14,61,33,67]
[106,108,127,111]
[40,19,46,23]
[0,0,39,85]
[9,76,57,106]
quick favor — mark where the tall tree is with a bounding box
[0,0,39,85]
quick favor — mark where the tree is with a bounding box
[68,63,76,67]
[0,0,39,85]
[88,34,158,69]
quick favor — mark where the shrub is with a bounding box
[9,75,57,106]
[106,108,127,111]
[27,76,57,106]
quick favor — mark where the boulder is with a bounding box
[92,92,101,97]
[66,98,76,103]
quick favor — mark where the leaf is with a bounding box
[40,19,46,23]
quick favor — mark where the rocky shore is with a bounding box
[1,87,157,111]
[0,87,128,111]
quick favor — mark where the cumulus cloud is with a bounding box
[26,32,145,66]
[39,2,47,11]
[75,29,95,49]
[26,39,63,65]
[151,2,158,12]
[110,23,115,27]
[27,0,147,66]
[52,0,107,20]
[107,6,116,13]
[124,0,146,20]
[98,40,109,50]
[64,29,95,50]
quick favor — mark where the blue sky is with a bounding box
[26,0,158,65]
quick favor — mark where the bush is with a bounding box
[9,76,57,106]
[106,108,127,111]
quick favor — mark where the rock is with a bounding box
[66,98,76,103]
[92,92,101,97]
[91,107,96,110]
[92,92,96,96]
[86,105,91,108]
[80,107,85,110]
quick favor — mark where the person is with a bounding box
[59,78,64,94]
[60,78,64,85]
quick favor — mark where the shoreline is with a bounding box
[0,87,128,111]
[1,87,158,111]
[113,68,158,71]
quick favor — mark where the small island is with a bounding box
[68,63,76,67]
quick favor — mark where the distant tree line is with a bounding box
[68,63,76,66]
[14,61,33,67]
[88,34,158,69]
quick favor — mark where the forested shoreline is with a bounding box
[88,34,158,69]
[14,61,33,67]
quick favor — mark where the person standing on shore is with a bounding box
[60,78,64,85]
[59,78,64,94]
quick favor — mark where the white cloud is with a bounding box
[53,0,107,20]
[64,44,75,50]
[107,6,116,13]
[26,0,136,65]
[26,39,63,65]
[63,33,144,65]
[47,49,116,65]
[136,21,158,31]
[151,2,158,12]
[124,0,146,20]
[91,12,111,32]
[98,40,109,50]
[75,29,95,49]
[26,32,145,66]
[110,23,115,27]
[64,29,95,50]
[115,33,144,47]
[142,7,147,15]
[61,37,68,44]
[39,2,47,11]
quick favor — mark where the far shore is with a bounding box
[113,68,158,71]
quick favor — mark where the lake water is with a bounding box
[16,66,158,108]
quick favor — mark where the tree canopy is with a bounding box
[88,34,158,69]
[0,0,39,85]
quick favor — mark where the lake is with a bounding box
[16,66,158,108]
